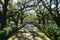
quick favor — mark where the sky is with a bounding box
[10,0,59,14]
[13,0,18,3]
[0,0,59,12]
[13,0,56,8]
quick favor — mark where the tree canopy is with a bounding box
[0,0,60,40]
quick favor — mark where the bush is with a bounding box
[0,30,6,37]
[34,24,60,40]
[0,24,26,40]
[58,37,60,40]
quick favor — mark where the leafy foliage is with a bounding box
[0,24,26,40]
[34,24,60,40]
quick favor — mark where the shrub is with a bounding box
[34,24,60,40]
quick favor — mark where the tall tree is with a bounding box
[40,0,60,28]
[0,0,10,30]
[16,0,40,24]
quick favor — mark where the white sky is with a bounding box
[13,0,56,8]
[13,0,18,3]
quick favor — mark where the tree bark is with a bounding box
[54,16,60,28]
[0,0,9,30]
[20,18,23,24]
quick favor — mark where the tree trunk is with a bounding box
[54,16,60,28]
[38,19,41,24]
[43,18,45,25]
[0,18,6,30]
[20,18,23,24]
[0,12,6,30]
[15,21,18,26]
[0,0,9,30]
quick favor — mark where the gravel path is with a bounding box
[8,24,51,40]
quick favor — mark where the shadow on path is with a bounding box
[8,24,51,40]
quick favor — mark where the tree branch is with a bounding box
[0,0,3,5]
[40,0,56,17]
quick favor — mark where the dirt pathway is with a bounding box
[8,24,51,40]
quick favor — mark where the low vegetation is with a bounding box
[34,24,60,40]
[0,24,26,40]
